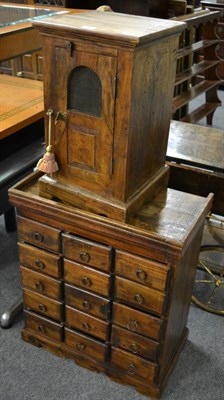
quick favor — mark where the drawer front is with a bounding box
[64,259,111,297]
[111,347,158,383]
[63,233,112,272]
[65,284,111,320]
[115,250,170,292]
[66,306,109,341]
[23,288,63,322]
[115,277,167,316]
[112,303,163,341]
[21,266,62,300]
[17,216,61,253]
[65,328,107,363]
[18,243,62,278]
[111,325,160,362]
[24,310,64,341]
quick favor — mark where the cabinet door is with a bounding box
[50,42,117,194]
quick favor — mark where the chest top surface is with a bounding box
[11,172,212,249]
[33,10,185,46]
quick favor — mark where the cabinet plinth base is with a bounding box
[21,326,188,400]
[38,166,169,222]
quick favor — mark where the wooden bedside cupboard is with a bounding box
[33,11,186,222]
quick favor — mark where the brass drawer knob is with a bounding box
[82,300,91,310]
[127,363,137,375]
[76,343,85,351]
[38,325,46,333]
[136,269,147,281]
[82,322,90,331]
[81,276,92,287]
[80,252,90,263]
[127,320,139,332]
[39,303,47,312]
[134,294,144,304]
[35,281,44,291]
[34,232,43,242]
[129,343,139,354]
[35,259,45,270]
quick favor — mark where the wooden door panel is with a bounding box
[52,43,117,192]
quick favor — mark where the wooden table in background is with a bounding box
[0,3,85,62]
[0,74,44,140]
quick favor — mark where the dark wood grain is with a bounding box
[65,284,111,320]
[112,302,164,342]
[167,120,224,215]
[115,250,170,292]
[62,233,112,272]
[64,259,111,297]
[18,242,62,278]
[21,266,62,300]
[33,11,185,222]
[24,310,64,341]
[65,305,109,341]
[10,172,212,399]
[23,288,63,322]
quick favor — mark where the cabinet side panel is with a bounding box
[125,37,179,198]
[158,222,205,380]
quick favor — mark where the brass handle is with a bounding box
[81,276,92,287]
[35,281,44,291]
[76,343,85,351]
[38,304,47,312]
[82,300,91,310]
[38,325,46,333]
[127,364,137,375]
[82,322,90,331]
[35,259,45,270]
[136,269,147,281]
[34,232,43,242]
[134,294,144,304]
[80,252,90,263]
[127,320,139,332]
[129,343,139,354]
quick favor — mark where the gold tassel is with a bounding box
[36,109,59,175]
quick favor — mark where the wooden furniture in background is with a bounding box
[33,11,185,222]
[0,2,50,63]
[0,74,44,231]
[0,3,85,78]
[172,9,222,124]
[63,0,170,18]
[9,171,212,399]
[167,120,224,216]
[201,0,224,82]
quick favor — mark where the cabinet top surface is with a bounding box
[10,172,212,249]
[33,11,186,45]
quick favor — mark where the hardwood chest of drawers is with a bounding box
[9,172,212,399]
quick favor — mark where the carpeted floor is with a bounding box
[0,90,223,400]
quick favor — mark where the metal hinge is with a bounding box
[112,77,117,99]
[110,158,114,175]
